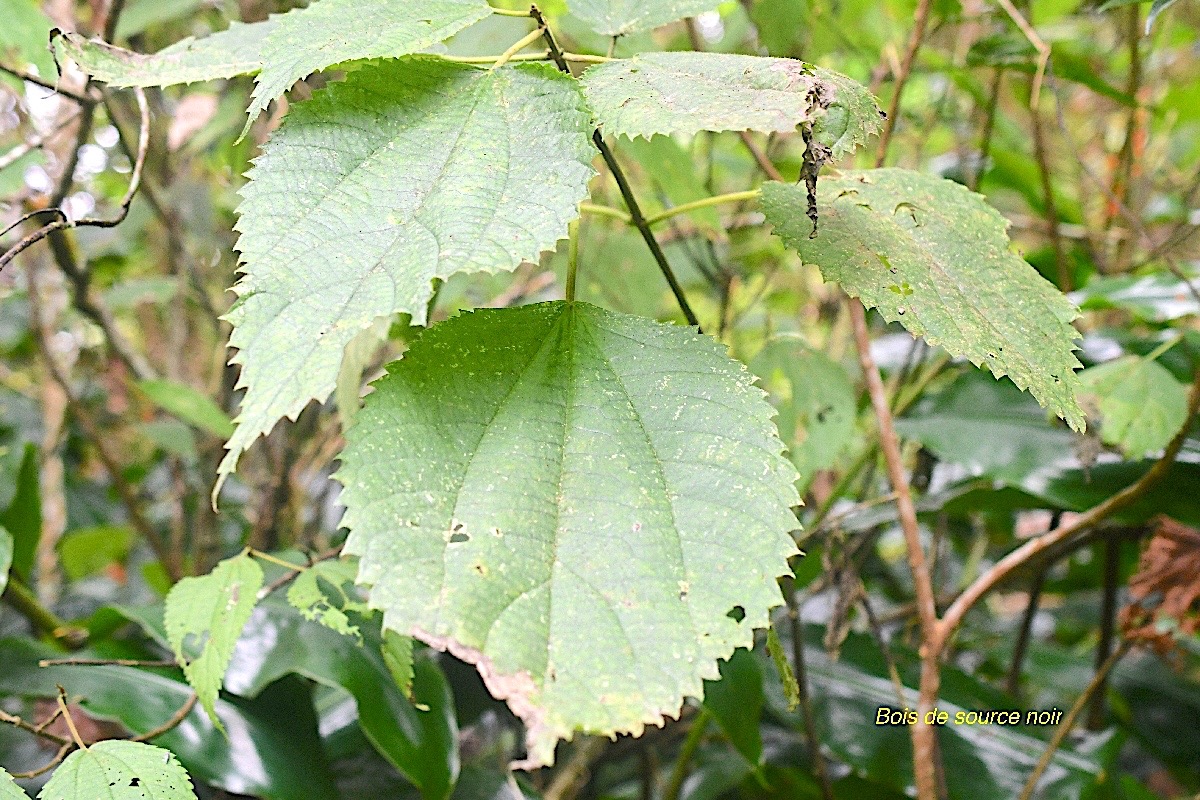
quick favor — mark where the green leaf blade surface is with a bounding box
[38,740,197,800]
[761,170,1085,431]
[164,553,264,727]
[338,301,800,767]
[220,58,596,483]
[245,0,494,127]
[1080,354,1189,457]
[582,53,881,158]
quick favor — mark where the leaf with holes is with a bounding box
[287,559,369,640]
[1081,355,1189,457]
[337,301,800,767]
[54,19,279,87]
[567,0,720,36]
[582,53,881,159]
[38,740,197,800]
[762,170,1085,431]
[164,553,263,728]
[218,58,595,486]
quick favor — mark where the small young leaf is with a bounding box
[164,553,263,728]
[138,379,234,439]
[38,740,197,800]
[0,765,24,800]
[568,0,720,36]
[381,629,415,701]
[338,301,800,767]
[583,53,881,158]
[55,18,279,87]
[244,0,493,129]
[765,626,800,712]
[286,559,367,640]
[762,171,1086,431]
[219,58,594,486]
[1081,355,1189,457]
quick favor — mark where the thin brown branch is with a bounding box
[132,693,197,742]
[0,708,72,746]
[12,742,74,779]
[0,62,97,105]
[875,0,934,166]
[39,658,177,668]
[783,578,835,800]
[739,131,784,182]
[544,737,607,800]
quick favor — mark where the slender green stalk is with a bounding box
[249,549,308,572]
[644,190,761,226]
[579,202,632,224]
[489,5,532,16]
[662,709,709,800]
[491,26,547,70]
[1,577,87,647]
[566,218,580,302]
[441,52,550,64]
[1144,333,1183,363]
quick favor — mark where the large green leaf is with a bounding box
[762,171,1085,431]
[55,19,279,87]
[244,0,492,128]
[39,740,197,800]
[567,0,719,36]
[1080,355,1189,457]
[583,53,881,158]
[219,59,594,484]
[338,301,800,766]
[749,335,857,487]
[164,553,263,727]
[0,766,23,800]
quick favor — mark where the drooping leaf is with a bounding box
[338,301,801,767]
[57,525,137,581]
[0,443,40,581]
[761,171,1085,431]
[567,0,720,36]
[286,559,368,640]
[138,379,234,438]
[749,335,856,488]
[1148,0,1183,31]
[219,59,594,484]
[1080,354,1189,457]
[583,53,881,158]
[0,526,11,597]
[38,740,197,800]
[0,766,23,800]
[54,19,279,87]
[164,553,263,727]
[244,0,493,129]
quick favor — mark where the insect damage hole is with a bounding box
[726,605,746,622]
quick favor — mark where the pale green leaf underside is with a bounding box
[338,302,800,767]
[164,553,263,727]
[582,53,882,158]
[219,58,595,483]
[568,0,720,36]
[54,20,278,87]
[1081,355,1189,457]
[244,0,493,128]
[0,765,24,800]
[761,171,1085,431]
[38,740,196,800]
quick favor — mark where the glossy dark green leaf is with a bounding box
[0,443,40,581]
[1072,272,1200,323]
[703,647,765,767]
[0,638,338,800]
[1111,652,1200,770]
[57,525,137,581]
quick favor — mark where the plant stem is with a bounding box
[644,190,761,226]
[566,218,580,302]
[529,4,701,329]
[57,689,87,750]
[579,202,632,224]
[1144,333,1183,363]
[441,51,550,64]
[491,26,547,70]
[875,0,933,166]
[1,576,87,647]
[249,549,309,572]
[489,5,533,15]
[662,709,709,800]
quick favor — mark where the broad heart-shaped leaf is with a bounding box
[761,171,1086,431]
[338,301,801,767]
[54,19,279,87]
[39,740,196,800]
[244,0,493,130]
[568,0,720,36]
[219,58,595,486]
[749,335,856,489]
[0,765,24,800]
[164,552,263,728]
[1080,355,1189,457]
[582,53,882,159]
